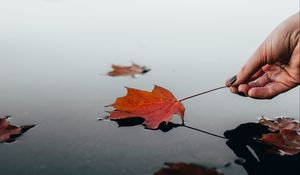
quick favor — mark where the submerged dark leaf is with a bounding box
[154,162,223,175]
[225,118,300,175]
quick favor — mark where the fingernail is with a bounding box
[238,92,246,97]
[226,75,237,86]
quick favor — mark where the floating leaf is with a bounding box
[0,116,35,143]
[259,117,300,155]
[106,85,185,129]
[107,63,150,77]
[259,117,300,132]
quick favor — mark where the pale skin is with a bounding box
[226,12,300,99]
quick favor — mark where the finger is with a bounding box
[248,82,290,99]
[228,68,264,86]
[238,73,271,95]
[237,84,250,96]
[247,73,272,88]
[249,68,265,81]
[226,68,265,94]
[233,45,268,86]
[229,86,238,94]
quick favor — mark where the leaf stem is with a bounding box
[179,86,226,102]
[181,124,226,139]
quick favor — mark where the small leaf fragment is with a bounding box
[107,63,150,77]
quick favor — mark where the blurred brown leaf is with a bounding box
[0,116,35,143]
[107,63,150,77]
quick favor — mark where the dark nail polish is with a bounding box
[238,92,246,97]
[226,75,237,86]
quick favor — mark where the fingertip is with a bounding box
[248,87,275,99]
[226,75,237,87]
[230,86,238,94]
[248,88,258,98]
[238,84,250,96]
[247,88,267,99]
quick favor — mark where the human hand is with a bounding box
[226,12,300,99]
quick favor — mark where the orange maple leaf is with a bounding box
[106,85,185,129]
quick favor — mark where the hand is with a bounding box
[226,12,300,99]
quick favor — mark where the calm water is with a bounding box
[0,0,299,175]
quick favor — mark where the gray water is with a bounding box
[0,0,299,175]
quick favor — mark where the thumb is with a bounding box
[227,45,268,86]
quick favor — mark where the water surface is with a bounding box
[0,0,299,174]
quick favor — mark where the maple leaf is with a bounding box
[259,117,300,155]
[154,162,223,175]
[106,85,185,129]
[259,117,300,132]
[107,63,150,77]
[0,116,35,143]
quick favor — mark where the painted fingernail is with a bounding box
[238,92,246,97]
[226,75,237,86]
